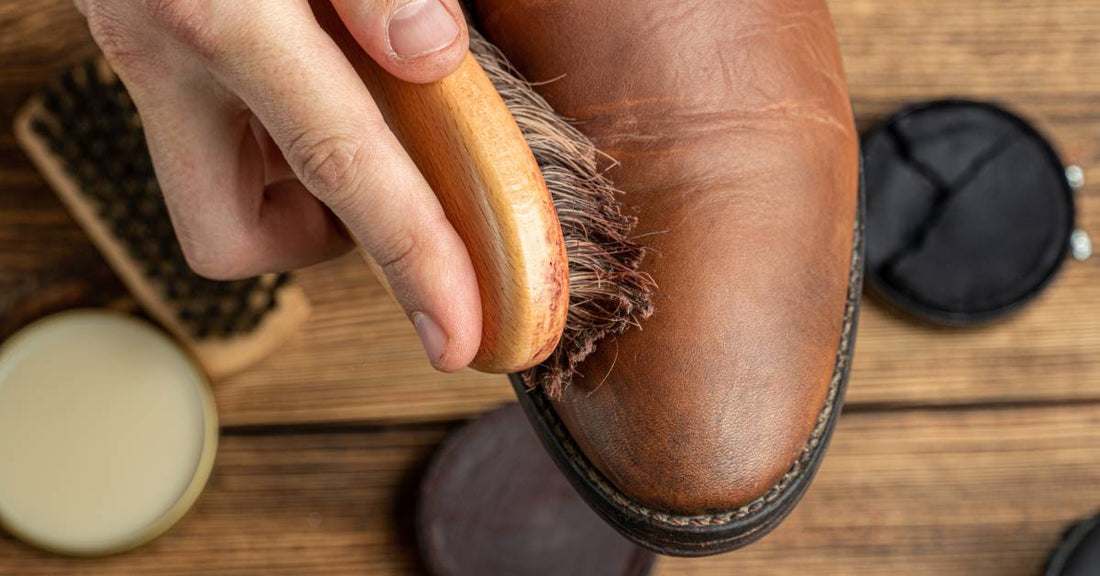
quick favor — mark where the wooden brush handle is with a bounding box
[316,4,568,373]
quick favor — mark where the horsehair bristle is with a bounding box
[468,29,656,399]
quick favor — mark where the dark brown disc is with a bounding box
[417,403,657,576]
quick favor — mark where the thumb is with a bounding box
[329,0,469,84]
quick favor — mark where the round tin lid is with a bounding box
[862,100,1076,325]
[0,311,218,556]
[417,403,656,576]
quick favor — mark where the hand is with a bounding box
[73,0,482,371]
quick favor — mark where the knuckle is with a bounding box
[373,228,419,279]
[86,6,153,75]
[178,236,250,281]
[143,0,219,59]
[288,132,370,208]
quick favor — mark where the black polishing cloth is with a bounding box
[862,100,1074,325]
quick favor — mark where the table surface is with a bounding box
[1,0,1099,574]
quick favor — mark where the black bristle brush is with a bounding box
[15,59,311,379]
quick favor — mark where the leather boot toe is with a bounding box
[479,0,863,555]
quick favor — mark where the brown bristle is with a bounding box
[30,61,294,341]
[470,30,656,399]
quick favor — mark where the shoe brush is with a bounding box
[314,1,654,396]
[14,61,311,380]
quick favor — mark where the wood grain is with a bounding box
[215,255,513,426]
[2,403,1097,575]
[2,0,1099,428]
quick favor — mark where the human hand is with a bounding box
[74,0,483,371]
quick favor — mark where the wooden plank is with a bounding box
[215,256,513,426]
[3,404,1098,575]
[1,0,1099,427]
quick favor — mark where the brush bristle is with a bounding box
[469,30,656,399]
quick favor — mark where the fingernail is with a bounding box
[388,0,459,58]
[411,311,448,369]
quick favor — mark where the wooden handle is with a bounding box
[316,4,568,373]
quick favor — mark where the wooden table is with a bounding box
[2,0,1099,573]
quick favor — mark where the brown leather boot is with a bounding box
[476,0,863,556]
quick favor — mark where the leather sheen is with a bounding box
[477,0,859,514]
